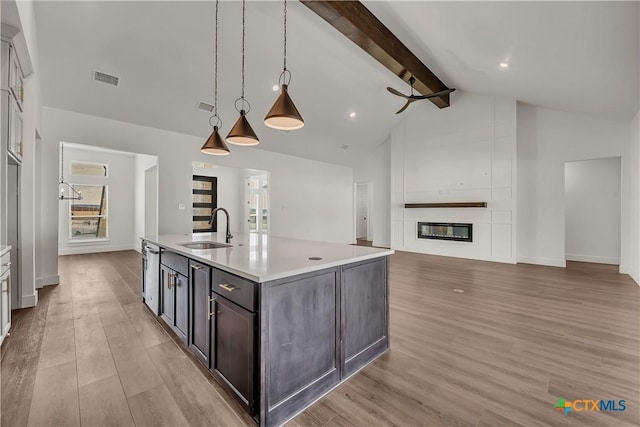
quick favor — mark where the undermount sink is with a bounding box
[180,241,232,250]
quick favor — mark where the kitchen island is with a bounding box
[141,233,393,427]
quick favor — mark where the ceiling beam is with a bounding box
[300,0,451,108]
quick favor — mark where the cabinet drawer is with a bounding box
[161,251,189,276]
[213,270,257,312]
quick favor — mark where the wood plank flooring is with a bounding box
[1,250,638,426]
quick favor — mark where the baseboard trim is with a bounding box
[21,292,38,308]
[373,241,390,249]
[517,257,566,268]
[37,275,60,288]
[396,247,516,264]
[565,254,620,265]
[59,244,137,256]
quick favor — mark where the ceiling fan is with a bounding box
[387,76,456,114]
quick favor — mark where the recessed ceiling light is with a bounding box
[499,62,509,69]
[272,85,279,91]
[349,112,356,118]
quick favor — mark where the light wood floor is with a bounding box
[1,251,638,427]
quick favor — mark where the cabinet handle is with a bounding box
[219,283,237,292]
[168,273,174,289]
[191,264,203,270]
[207,297,215,319]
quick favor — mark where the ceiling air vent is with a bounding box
[196,101,215,112]
[93,70,119,87]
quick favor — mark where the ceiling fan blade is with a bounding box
[387,87,409,98]
[395,99,417,114]
[412,88,456,100]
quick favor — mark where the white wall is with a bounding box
[58,145,136,255]
[564,157,621,264]
[133,153,157,251]
[41,107,354,280]
[353,139,390,247]
[390,92,517,263]
[517,104,630,268]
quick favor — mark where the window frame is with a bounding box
[68,183,109,240]
[192,175,218,233]
[69,160,109,178]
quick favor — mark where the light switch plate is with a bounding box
[178,203,186,210]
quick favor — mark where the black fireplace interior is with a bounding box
[417,222,472,242]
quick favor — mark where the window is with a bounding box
[192,175,217,232]
[70,161,108,177]
[69,184,108,239]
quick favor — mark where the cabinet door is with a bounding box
[1,273,9,336]
[174,273,188,342]
[189,262,211,366]
[160,265,175,326]
[211,295,255,408]
[9,46,23,110]
[8,98,22,161]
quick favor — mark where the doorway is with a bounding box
[144,165,158,238]
[244,170,269,235]
[355,182,371,244]
[564,157,621,264]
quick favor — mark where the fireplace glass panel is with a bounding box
[417,222,472,242]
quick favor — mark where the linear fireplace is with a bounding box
[417,222,473,242]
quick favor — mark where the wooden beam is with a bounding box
[300,0,451,108]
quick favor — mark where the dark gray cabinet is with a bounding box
[160,252,189,343]
[342,258,388,377]
[144,240,389,427]
[160,265,175,326]
[260,270,340,426]
[211,294,256,409]
[174,273,188,341]
[189,261,212,367]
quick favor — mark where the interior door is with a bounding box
[355,183,368,240]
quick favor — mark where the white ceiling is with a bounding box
[34,1,638,167]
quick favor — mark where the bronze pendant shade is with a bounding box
[201,126,230,155]
[264,84,304,130]
[226,110,260,146]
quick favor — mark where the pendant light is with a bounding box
[201,0,230,156]
[226,0,259,146]
[264,0,304,130]
[58,143,83,201]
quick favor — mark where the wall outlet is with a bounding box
[178,203,186,210]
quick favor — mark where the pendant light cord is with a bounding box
[241,0,245,101]
[214,0,219,119]
[283,0,287,72]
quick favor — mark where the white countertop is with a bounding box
[143,233,393,282]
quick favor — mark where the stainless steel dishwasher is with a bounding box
[142,242,160,315]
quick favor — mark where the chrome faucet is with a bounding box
[209,207,233,243]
